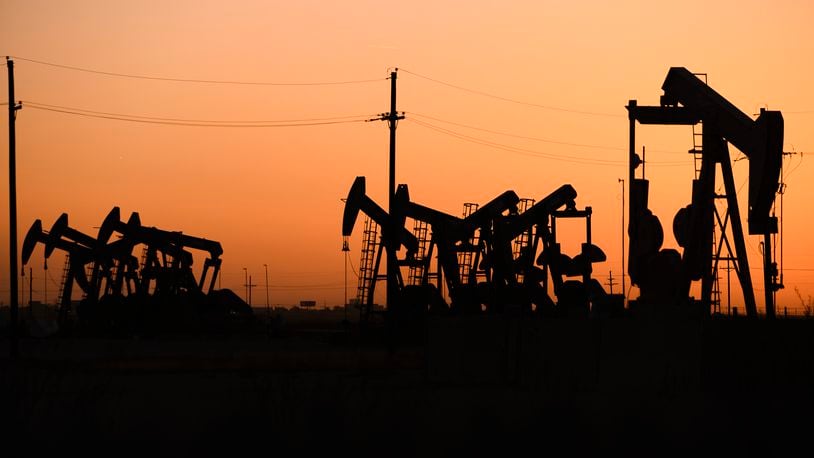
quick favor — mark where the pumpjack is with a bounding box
[342,176,420,322]
[22,218,95,326]
[627,67,784,317]
[393,184,521,313]
[343,176,613,320]
[21,207,252,335]
[487,185,610,316]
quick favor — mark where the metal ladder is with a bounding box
[458,203,480,284]
[513,198,535,282]
[56,254,71,306]
[355,216,380,307]
[408,219,431,286]
[691,121,704,179]
[690,73,708,179]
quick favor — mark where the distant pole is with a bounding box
[28,267,33,309]
[243,267,248,303]
[7,57,19,359]
[726,260,732,316]
[342,239,350,322]
[264,263,270,309]
[618,178,625,301]
[606,270,616,295]
[248,275,253,306]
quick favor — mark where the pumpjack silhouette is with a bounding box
[22,207,253,335]
[343,176,616,325]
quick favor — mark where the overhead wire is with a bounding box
[11,55,384,86]
[783,153,805,182]
[406,111,686,154]
[400,68,624,118]
[407,117,688,167]
[23,100,373,124]
[23,102,373,128]
[9,58,809,164]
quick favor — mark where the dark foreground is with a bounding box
[2,309,813,457]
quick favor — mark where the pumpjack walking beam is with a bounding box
[394,184,466,293]
[100,207,224,295]
[490,185,577,288]
[22,219,96,324]
[342,176,419,310]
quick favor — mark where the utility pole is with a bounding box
[342,238,350,322]
[618,178,625,301]
[248,275,255,306]
[8,56,20,359]
[606,270,617,295]
[264,263,270,309]
[28,267,33,309]
[369,70,404,311]
[20,269,25,311]
[243,267,248,303]
[725,260,732,316]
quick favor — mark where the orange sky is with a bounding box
[1,0,813,311]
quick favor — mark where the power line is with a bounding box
[400,68,624,118]
[24,103,373,128]
[407,111,686,154]
[784,153,806,182]
[11,55,385,86]
[409,118,622,165]
[23,100,373,124]
[407,118,687,167]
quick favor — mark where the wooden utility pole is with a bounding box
[28,267,33,309]
[248,275,256,306]
[370,70,404,311]
[386,70,404,312]
[7,57,20,359]
[606,271,617,295]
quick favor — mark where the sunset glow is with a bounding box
[2,0,813,312]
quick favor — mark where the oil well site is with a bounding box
[2,64,814,455]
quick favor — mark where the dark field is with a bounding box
[2,307,814,456]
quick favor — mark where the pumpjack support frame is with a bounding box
[626,68,784,317]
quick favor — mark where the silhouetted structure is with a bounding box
[626,67,784,317]
[21,207,253,335]
[342,177,618,326]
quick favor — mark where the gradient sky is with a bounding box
[1,0,812,311]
